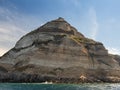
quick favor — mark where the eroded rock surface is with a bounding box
[0,17,120,83]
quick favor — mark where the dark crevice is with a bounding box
[12,43,34,52]
[97,59,112,67]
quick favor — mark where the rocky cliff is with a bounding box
[0,17,120,83]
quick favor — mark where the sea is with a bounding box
[0,83,120,90]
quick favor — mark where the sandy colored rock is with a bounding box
[0,17,120,83]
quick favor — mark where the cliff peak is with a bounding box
[54,17,65,21]
[31,17,84,37]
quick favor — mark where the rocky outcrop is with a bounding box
[0,17,120,83]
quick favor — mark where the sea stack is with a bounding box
[0,17,120,83]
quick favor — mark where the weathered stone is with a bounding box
[0,17,120,83]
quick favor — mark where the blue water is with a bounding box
[0,83,120,90]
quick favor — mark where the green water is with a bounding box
[0,83,120,90]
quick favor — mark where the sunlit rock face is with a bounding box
[0,17,120,83]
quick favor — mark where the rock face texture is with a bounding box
[0,17,120,83]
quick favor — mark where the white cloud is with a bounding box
[0,6,43,56]
[0,47,9,57]
[107,47,120,55]
[0,23,26,42]
[88,7,99,40]
[0,7,27,56]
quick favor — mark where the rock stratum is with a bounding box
[0,17,120,83]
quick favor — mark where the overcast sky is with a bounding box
[0,0,120,56]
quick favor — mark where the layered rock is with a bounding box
[0,17,120,83]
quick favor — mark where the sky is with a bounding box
[0,0,120,56]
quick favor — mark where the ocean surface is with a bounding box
[0,83,120,90]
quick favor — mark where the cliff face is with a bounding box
[0,17,120,83]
